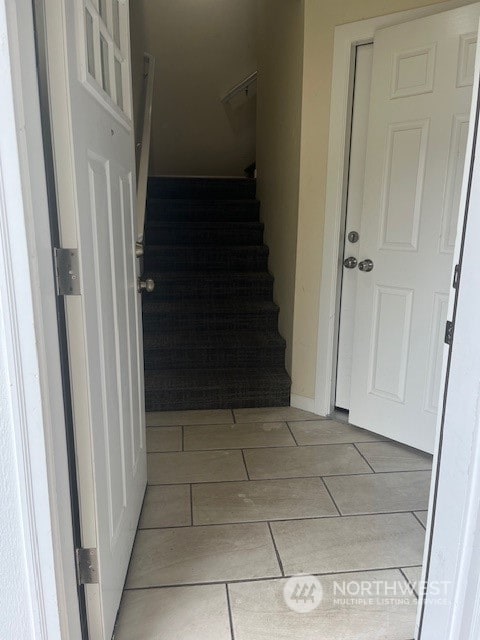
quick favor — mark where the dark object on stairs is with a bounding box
[142,176,291,412]
[244,162,256,179]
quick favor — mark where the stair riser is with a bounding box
[146,227,264,246]
[147,203,260,223]
[144,346,286,371]
[142,311,280,333]
[144,250,268,272]
[145,388,291,412]
[148,280,273,301]
[148,178,256,200]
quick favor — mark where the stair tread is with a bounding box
[148,198,260,206]
[145,244,268,253]
[143,271,274,281]
[147,220,263,228]
[143,330,286,349]
[143,299,279,313]
[145,367,291,388]
[148,177,256,200]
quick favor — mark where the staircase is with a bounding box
[142,177,291,412]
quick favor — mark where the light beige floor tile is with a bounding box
[146,409,233,427]
[402,566,423,594]
[233,406,321,423]
[288,419,385,445]
[126,523,281,587]
[147,450,247,484]
[146,426,182,452]
[139,485,191,529]
[324,471,431,515]
[229,570,417,640]
[184,421,295,451]
[115,585,231,640]
[270,513,425,575]
[192,477,337,525]
[243,444,371,480]
[414,511,428,527]
[355,441,433,472]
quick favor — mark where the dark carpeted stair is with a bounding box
[144,245,269,272]
[147,198,260,222]
[142,176,291,411]
[146,221,265,246]
[142,300,281,333]
[143,331,286,370]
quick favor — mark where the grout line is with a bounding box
[267,522,285,577]
[241,449,250,480]
[146,467,431,487]
[399,567,419,598]
[286,422,299,446]
[225,584,235,640]
[352,442,377,473]
[412,511,427,530]
[181,426,185,451]
[142,481,191,488]
[189,484,194,526]
[147,424,191,430]
[173,443,299,453]
[320,477,342,516]
[136,509,430,531]
[145,414,327,429]
[124,563,426,592]
[146,439,433,460]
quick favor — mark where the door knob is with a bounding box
[138,277,155,293]
[358,259,374,272]
[343,257,358,269]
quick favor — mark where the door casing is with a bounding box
[0,0,83,637]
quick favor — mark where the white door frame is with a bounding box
[0,0,81,638]
[314,0,479,417]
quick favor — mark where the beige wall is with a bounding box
[256,0,305,374]
[130,0,257,176]
[291,0,473,402]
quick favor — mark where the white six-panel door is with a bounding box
[44,0,147,637]
[349,4,479,453]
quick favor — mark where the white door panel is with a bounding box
[45,0,146,637]
[349,4,479,452]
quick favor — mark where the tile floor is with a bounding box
[114,407,433,640]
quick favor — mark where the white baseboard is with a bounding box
[290,394,317,413]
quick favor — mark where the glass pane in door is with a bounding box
[100,35,110,95]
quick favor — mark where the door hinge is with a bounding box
[453,263,461,290]
[75,547,99,585]
[53,248,81,295]
[445,320,455,346]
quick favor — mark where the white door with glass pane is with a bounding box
[349,4,479,453]
[45,0,146,638]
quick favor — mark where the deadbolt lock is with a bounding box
[348,231,359,243]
